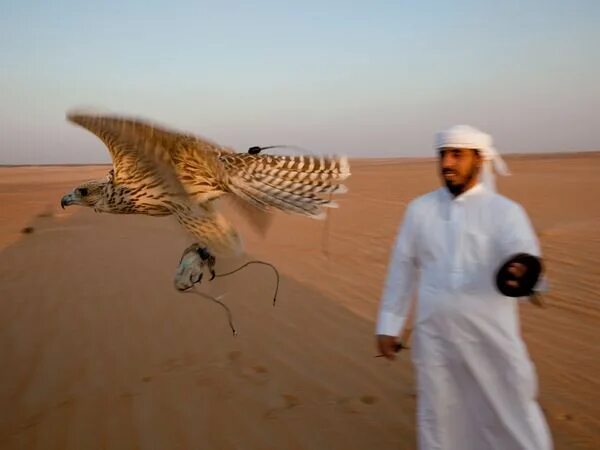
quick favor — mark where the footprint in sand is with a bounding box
[55,398,75,409]
[264,394,302,419]
[159,357,191,373]
[120,391,140,400]
[283,394,301,408]
[228,351,242,362]
[253,365,269,374]
[556,413,574,421]
[142,355,198,382]
[336,395,379,414]
[22,413,44,430]
[360,395,378,405]
[227,351,270,385]
[155,352,201,375]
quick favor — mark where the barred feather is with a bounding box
[221,154,350,219]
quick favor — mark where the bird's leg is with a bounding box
[197,247,216,280]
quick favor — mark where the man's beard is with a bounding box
[443,163,480,196]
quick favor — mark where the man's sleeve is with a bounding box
[499,203,540,258]
[375,203,419,336]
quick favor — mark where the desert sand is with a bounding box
[0,153,599,449]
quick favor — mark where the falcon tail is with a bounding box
[224,154,351,219]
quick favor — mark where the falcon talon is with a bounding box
[174,245,281,307]
[194,247,217,281]
[191,272,203,285]
[196,247,212,261]
[174,244,217,291]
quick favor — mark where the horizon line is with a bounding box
[2,149,599,168]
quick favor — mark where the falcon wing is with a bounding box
[68,111,271,238]
[68,113,164,186]
[67,112,242,255]
[67,111,230,203]
[217,153,351,219]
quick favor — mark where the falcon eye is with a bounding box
[77,188,89,197]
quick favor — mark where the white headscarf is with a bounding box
[435,125,510,191]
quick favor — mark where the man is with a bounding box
[375,125,552,450]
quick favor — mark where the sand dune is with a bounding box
[0,153,598,449]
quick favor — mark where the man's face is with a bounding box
[439,147,482,195]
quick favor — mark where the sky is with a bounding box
[0,0,598,164]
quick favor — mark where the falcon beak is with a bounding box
[60,192,76,209]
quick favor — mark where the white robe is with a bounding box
[376,184,552,450]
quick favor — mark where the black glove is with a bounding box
[496,253,543,297]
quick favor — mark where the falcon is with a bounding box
[60,112,351,285]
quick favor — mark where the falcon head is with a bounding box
[61,179,106,210]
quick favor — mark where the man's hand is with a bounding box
[505,262,527,288]
[376,335,402,361]
[496,253,543,298]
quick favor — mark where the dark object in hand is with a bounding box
[496,253,543,297]
[393,342,409,352]
[375,341,410,358]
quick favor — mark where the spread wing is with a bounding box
[67,110,350,246]
[67,111,230,203]
[68,111,276,235]
[68,112,350,220]
[67,111,242,255]
[68,113,185,202]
